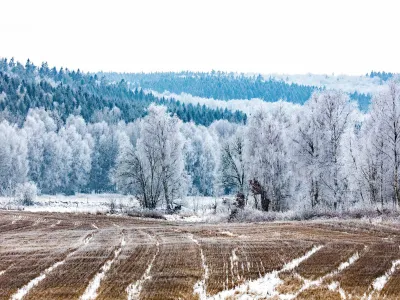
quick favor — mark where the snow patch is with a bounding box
[282,245,323,272]
[164,214,204,223]
[189,234,209,300]
[84,233,94,244]
[338,252,359,271]
[11,215,22,224]
[328,281,347,300]
[372,259,400,291]
[220,231,236,237]
[50,220,62,227]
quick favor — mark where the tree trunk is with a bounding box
[260,190,270,212]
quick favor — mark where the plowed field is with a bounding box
[1,212,400,299]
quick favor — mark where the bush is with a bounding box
[109,198,116,214]
[15,182,38,206]
[126,209,166,220]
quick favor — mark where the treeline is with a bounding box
[368,71,394,81]
[0,106,226,197]
[99,71,317,103]
[0,58,246,126]
[99,71,372,109]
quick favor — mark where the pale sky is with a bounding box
[1,0,399,75]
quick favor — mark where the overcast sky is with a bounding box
[1,0,399,75]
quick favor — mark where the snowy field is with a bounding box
[0,194,236,222]
[1,211,400,299]
[0,194,138,214]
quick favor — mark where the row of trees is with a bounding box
[100,70,372,109]
[1,81,400,212]
[101,71,317,104]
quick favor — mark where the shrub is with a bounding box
[15,182,38,206]
[126,209,166,220]
[109,198,116,214]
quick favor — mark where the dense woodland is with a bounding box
[1,58,400,213]
[0,58,246,126]
[100,71,373,110]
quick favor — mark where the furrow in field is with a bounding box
[207,245,323,299]
[282,248,363,299]
[23,228,120,300]
[201,239,314,295]
[0,226,89,299]
[80,232,125,300]
[138,229,203,300]
[125,231,160,300]
[94,229,157,300]
[188,234,209,300]
[333,242,400,297]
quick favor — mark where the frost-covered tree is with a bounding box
[114,131,162,209]
[365,82,400,209]
[246,107,292,211]
[294,91,356,210]
[220,128,246,196]
[0,121,28,196]
[355,114,389,208]
[59,116,92,194]
[88,121,119,192]
[182,122,220,196]
[115,104,187,209]
[23,108,58,185]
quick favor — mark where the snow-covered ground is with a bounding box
[149,90,302,115]
[269,73,387,94]
[0,194,234,222]
[0,194,138,214]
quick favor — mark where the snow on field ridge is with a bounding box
[80,233,125,300]
[11,233,96,300]
[362,259,400,300]
[280,251,361,299]
[126,233,160,300]
[11,261,66,300]
[189,234,209,300]
[373,259,400,291]
[208,245,323,299]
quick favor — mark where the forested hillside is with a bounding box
[1,57,400,215]
[0,58,246,126]
[99,71,372,110]
[100,71,317,103]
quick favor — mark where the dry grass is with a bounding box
[276,271,304,294]
[139,230,203,300]
[382,268,400,298]
[296,286,342,300]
